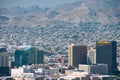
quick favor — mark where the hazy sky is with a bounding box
[0,0,79,8]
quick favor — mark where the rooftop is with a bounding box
[17,45,31,51]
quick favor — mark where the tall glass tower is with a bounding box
[96,41,117,74]
[68,44,87,67]
[15,46,44,67]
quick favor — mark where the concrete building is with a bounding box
[11,66,45,80]
[96,41,117,74]
[87,48,96,64]
[11,64,59,80]
[79,64,108,75]
[0,52,11,76]
[64,69,116,80]
[68,44,87,67]
[15,77,45,80]
[91,75,117,80]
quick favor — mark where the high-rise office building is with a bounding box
[0,52,11,76]
[15,46,44,67]
[96,41,117,74]
[87,48,96,64]
[68,44,87,67]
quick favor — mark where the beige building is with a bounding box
[64,69,116,80]
[14,77,44,80]
[68,44,87,67]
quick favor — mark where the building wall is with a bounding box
[11,68,24,77]
[81,77,91,80]
[79,65,90,72]
[0,52,9,67]
[0,52,10,76]
[14,77,44,80]
[68,44,87,67]
[15,47,44,66]
[79,64,108,75]
[65,70,74,75]
[68,45,73,66]
[87,48,96,64]
[96,41,117,74]
[90,64,108,75]
[15,50,28,66]
[37,50,44,64]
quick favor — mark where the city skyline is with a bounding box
[0,0,120,79]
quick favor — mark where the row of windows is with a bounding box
[0,55,8,67]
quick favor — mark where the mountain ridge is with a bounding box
[0,0,120,26]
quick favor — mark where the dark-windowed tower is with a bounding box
[68,44,87,67]
[96,41,117,74]
[0,47,10,76]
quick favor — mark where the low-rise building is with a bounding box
[79,64,108,75]
[11,64,59,80]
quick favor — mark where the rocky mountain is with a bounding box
[0,6,26,16]
[51,0,84,13]
[0,0,120,26]
[55,0,120,24]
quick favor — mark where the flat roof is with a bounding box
[17,45,32,51]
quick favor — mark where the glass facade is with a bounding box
[96,41,117,74]
[0,53,10,76]
[2,56,4,66]
[68,45,87,67]
[15,47,44,67]
[87,48,96,65]
[89,51,94,64]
